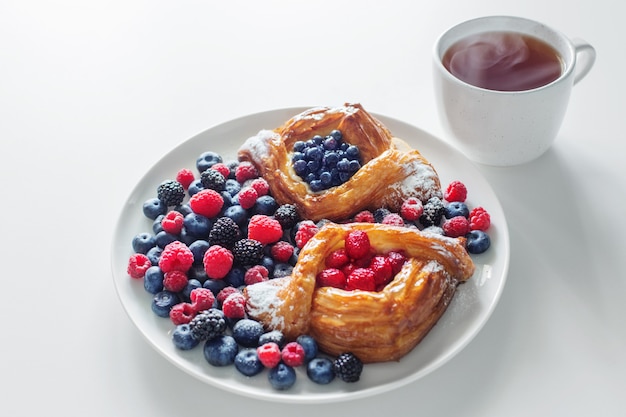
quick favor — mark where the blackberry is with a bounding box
[200,169,226,191]
[274,204,300,229]
[333,352,363,383]
[189,308,227,341]
[157,180,185,207]
[419,196,445,227]
[209,217,241,248]
[232,238,264,266]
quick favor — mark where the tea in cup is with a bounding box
[433,16,595,166]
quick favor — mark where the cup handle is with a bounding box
[572,38,596,85]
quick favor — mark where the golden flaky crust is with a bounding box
[237,103,442,222]
[244,223,475,363]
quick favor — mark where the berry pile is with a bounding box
[291,130,362,192]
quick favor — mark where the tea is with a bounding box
[442,31,563,91]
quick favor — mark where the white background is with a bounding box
[1,1,624,416]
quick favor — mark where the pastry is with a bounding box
[238,103,442,222]
[244,222,475,363]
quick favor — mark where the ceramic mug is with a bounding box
[433,16,596,166]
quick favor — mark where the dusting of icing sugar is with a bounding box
[291,105,360,122]
[239,129,278,158]
[390,159,441,201]
[245,281,285,329]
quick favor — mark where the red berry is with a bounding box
[161,210,184,234]
[127,253,151,278]
[270,241,294,263]
[169,302,196,325]
[202,245,233,279]
[158,241,194,273]
[217,286,240,304]
[353,210,375,223]
[341,262,357,278]
[250,178,270,196]
[257,342,282,368]
[295,220,318,248]
[189,287,215,312]
[247,215,283,245]
[400,197,424,221]
[442,216,471,238]
[316,268,347,289]
[387,251,407,275]
[344,230,371,260]
[346,268,376,291]
[221,292,246,319]
[444,180,468,202]
[244,265,269,285]
[163,270,188,292]
[189,189,224,218]
[369,255,393,286]
[210,162,230,179]
[237,187,258,210]
[235,161,259,183]
[325,248,349,269]
[175,168,195,190]
[281,342,306,367]
[382,213,404,226]
[469,207,491,231]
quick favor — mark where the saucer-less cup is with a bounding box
[433,16,595,166]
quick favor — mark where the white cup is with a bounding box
[433,16,596,166]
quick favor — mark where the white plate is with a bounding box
[111,107,510,404]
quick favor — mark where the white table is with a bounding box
[1,1,624,416]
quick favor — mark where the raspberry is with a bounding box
[163,270,188,292]
[158,241,194,273]
[248,215,283,245]
[189,287,215,312]
[270,241,294,263]
[444,180,468,202]
[221,292,246,319]
[382,213,404,226]
[202,245,234,279]
[353,210,375,223]
[237,187,258,210]
[250,178,270,196]
[175,168,195,190]
[200,169,226,191]
[369,255,393,286]
[316,268,346,289]
[387,251,407,275]
[210,162,231,179]
[217,286,240,304]
[232,238,264,266]
[295,221,319,248]
[257,342,282,368]
[346,268,376,291]
[274,204,300,229]
[325,248,349,269]
[400,197,424,221]
[208,216,241,248]
[341,262,357,278]
[281,342,306,367]
[127,253,151,278]
[244,265,269,285]
[189,189,224,218]
[169,302,196,325]
[157,180,185,207]
[469,207,491,231]
[344,230,371,260]
[333,352,363,382]
[235,161,259,183]
[161,210,184,234]
[442,216,471,238]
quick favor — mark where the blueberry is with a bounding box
[444,202,470,219]
[151,290,180,317]
[188,179,204,196]
[155,231,178,248]
[259,330,286,348]
[260,256,275,276]
[222,205,248,227]
[292,151,305,162]
[348,160,361,172]
[466,230,491,254]
[306,159,320,173]
[306,146,323,162]
[142,198,167,220]
[143,266,164,294]
[224,266,245,288]
[323,152,339,167]
[268,363,296,390]
[309,180,324,192]
[188,240,210,264]
[184,213,212,238]
[232,319,264,347]
[181,279,202,301]
[132,232,156,254]
[174,204,193,217]
[312,135,324,145]
[346,145,360,159]
[189,264,208,282]
[146,246,163,266]
[234,349,264,377]
[296,335,318,362]
[337,158,350,172]
[203,335,238,366]
[293,141,306,152]
[272,263,293,278]
[152,215,165,234]
[196,151,223,173]
[319,171,332,186]
[293,159,308,176]
[224,179,241,196]
[172,324,199,350]
[203,278,227,296]
[323,137,338,150]
[253,195,277,216]
[306,357,335,384]
[178,228,197,246]
[329,129,342,140]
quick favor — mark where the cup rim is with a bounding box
[433,15,576,94]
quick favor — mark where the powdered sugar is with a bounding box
[239,129,277,159]
[245,280,286,329]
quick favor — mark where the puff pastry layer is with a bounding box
[244,223,475,363]
[238,103,442,222]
